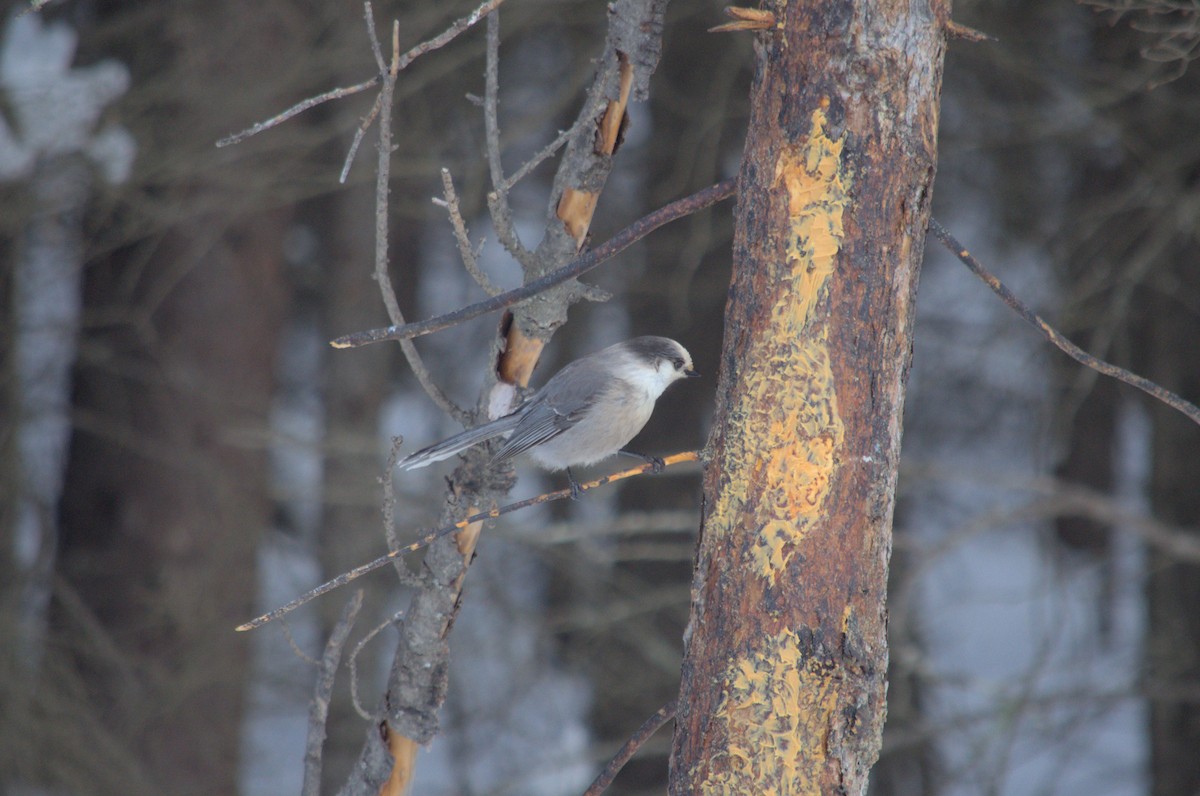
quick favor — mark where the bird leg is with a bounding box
[618,449,665,474]
[566,468,584,501]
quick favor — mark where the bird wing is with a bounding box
[491,359,608,463]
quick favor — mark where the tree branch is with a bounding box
[928,217,1200,429]
[583,700,677,796]
[215,0,504,149]
[483,10,533,266]
[301,590,364,796]
[372,19,468,423]
[235,451,700,632]
[437,168,504,296]
[330,178,737,349]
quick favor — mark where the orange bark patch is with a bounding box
[709,106,849,581]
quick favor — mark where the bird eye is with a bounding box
[671,357,685,370]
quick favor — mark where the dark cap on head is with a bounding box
[623,336,684,364]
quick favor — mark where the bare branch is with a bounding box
[372,21,469,424]
[364,1,386,72]
[301,590,364,796]
[280,619,320,667]
[330,179,737,349]
[215,77,381,148]
[499,123,580,193]
[484,10,533,266]
[583,700,678,796]
[235,451,702,631]
[439,168,504,296]
[349,612,404,721]
[335,2,388,184]
[216,0,503,149]
[928,217,1200,429]
[483,11,507,195]
[339,91,384,184]
[395,0,505,72]
[380,437,427,587]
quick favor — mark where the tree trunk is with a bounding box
[1141,296,1200,796]
[670,2,948,792]
[55,210,288,795]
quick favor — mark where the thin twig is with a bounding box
[395,0,505,72]
[349,611,404,720]
[440,168,504,296]
[280,618,320,667]
[216,77,381,148]
[216,0,503,149]
[340,91,384,184]
[301,590,364,796]
[372,20,469,423]
[583,699,678,796]
[336,2,389,184]
[365,1,387,72]
[483,11,507,194]
[484,9,532,266]
[381,437,425,586]
[499,123,580,193]
[331,179,737,349]
[928,217,1200,429]
[380,440,425,586]
[235,451,701,631]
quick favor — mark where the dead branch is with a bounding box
[498,123,579,193]
[437,168,504,296]
[340,91,384,184]
[215,0,504,149]
[371,18,468,424]
[349,612,404,720]
[583,700,678,796]
[235,451,700,632]
[380,437,425,586]
[215,77,381,148]
[928,217,1200,429]
[483,9,533,267]
[330,178,737,349]
[301,590,364,796]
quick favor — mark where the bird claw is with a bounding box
[620,449,664,474]
[567,468,584,501]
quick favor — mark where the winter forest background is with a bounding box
[2,0,1199,794]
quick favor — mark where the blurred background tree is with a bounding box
[0,0,1197,794]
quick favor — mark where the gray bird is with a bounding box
[397,336,698,495]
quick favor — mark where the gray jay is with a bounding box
[397,336,698,495]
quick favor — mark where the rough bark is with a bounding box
[340,1,673,792]
[670,2,948,793]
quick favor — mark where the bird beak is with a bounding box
[684,368,700,378]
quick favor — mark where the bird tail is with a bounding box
[396,414,522,470]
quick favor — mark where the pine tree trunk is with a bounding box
[670,2,949,792]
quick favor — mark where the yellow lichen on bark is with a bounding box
[708,105,848,579]
[700,628,840,793]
